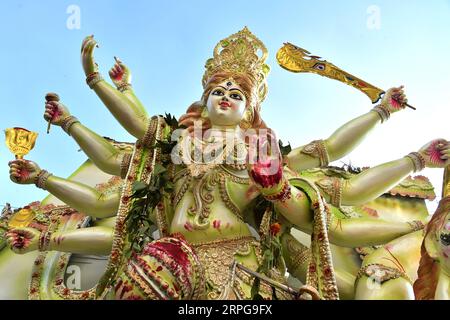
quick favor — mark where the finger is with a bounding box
[85,39,98,57]
[81,35,94,53]
[108,70,116,79]
[82,38,95,56]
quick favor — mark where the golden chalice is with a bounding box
[4,127,38,159]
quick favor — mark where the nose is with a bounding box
[221,96,229,101]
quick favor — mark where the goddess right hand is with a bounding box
[5,228,39,254]
[81,35,99,76]
[8,159,42,184]
[44,100,71,126]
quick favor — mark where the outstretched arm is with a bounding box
[6,226,113,256]
[9,160,120,218]
[81,36,148,139]
[44,100,129,176]
[249,139,449,247]
[286,87,407,171]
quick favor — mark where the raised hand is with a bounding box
[9,159,41,184]
[381,86,408,113]
[419,139,450,168]
[81,35,99,76]
[5,227,40,254]
[109,57,132,90]
[44,100,71,126]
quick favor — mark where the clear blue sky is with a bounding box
[1,0,449,210]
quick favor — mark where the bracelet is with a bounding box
[405,152,426,172]
[407,220,425,232]
[86,72,103,89]
[117,83,132,93]
[38,230,52,252]
[34,170,53,190]
[316,177,343,208]
[61,116,80,135]
[263,179,292,202]
[120,153,132,179]
[371,104,391,123]
[301,140,330,167]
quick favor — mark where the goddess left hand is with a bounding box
[381,86,408,113]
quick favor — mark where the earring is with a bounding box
[240,108,254,129]
[201,106,209,118]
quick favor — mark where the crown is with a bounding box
[202,27,270,107]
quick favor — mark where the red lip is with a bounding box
[219,101,231,108]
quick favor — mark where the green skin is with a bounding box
[6,36,450,297]
[355,207,450,300]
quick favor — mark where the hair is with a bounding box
[413,196,450,300]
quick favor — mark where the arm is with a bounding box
[250,139,449,247]
[82,36,149,139]
[9,160,119,218]
[6,226,113,256]
[44,100,129,176]
[286,87,407,171]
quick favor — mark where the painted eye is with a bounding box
[230,93,243,101]
[441,233,450,246]
[313,63,326,71]
[212,89,224,96]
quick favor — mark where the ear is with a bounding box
[424,232,440,260]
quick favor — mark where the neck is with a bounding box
[211,124,240,131]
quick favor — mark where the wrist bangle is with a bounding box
[61,116,80,135]
[405,152,426,172]
[117,83,132,93]
[86,72,103,89]
[301,140,330,167]
[407,220,425,232]
[372,104,391,123]
[262,179,292,202]
[34,170,53,190]
[38,230,52,252]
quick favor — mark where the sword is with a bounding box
[276,42,415,109]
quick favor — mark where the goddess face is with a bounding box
[205,80,247,127]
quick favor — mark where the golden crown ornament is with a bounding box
[202,27,270,110]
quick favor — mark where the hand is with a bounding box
[419,139,450,168]
[247,131,283,189]
[5,227,39,254]
[381,86,408,113]
[8,159,41,184]
[81,35,99,76]
[44,100,71,126]
[109,57,132,89]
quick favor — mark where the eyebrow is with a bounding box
[218,86,245,95]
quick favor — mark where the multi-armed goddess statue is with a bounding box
[3,28,449,300]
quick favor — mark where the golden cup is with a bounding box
[4,127,38,159]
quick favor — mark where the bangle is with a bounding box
[301,140,330,167]
[61,116,80,135]
[407,220,425,232]
[405,152,426,172]
[120,153,132,179]
[263,179,292,202]
[86,72,103,89]
[117,83,132,93]
[34,170,53,190]
[38,230,52,251]
[316,177,343,208]
[372,104,391,123]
